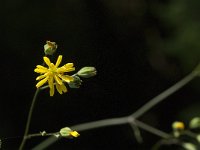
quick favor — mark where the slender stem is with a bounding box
[19,88,40,150]
[32,116,170,150]
[134,119,170,139]
[26,132,58,139]
[71,117,128,131]
[130,71,197,119]
[32,65,199,149]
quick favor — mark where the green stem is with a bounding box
[19,88,40,150]
[134,119,170,138]
[32,117,170,150]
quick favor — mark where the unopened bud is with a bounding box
[60,127,80,138]
[68,75,82,88]
[189,117,200,129]
[44,41,57,55]
[77,67,97,78]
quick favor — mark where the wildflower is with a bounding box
[34,55,75,96]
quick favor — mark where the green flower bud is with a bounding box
[60,127,80,138]
[60,127,72,137]
[196,135,200,143]
[77,67,97,78]
[44,41,57,55]
[182,143,197,150]
[68,75,82,88]
[189,117,200,129]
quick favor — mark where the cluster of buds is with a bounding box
[68,67,97,89]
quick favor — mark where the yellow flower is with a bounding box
[70,131,80,137]
[34,55,75,96]
[172,121,185,130]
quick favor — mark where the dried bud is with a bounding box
[44,41,57,55]
[77,67,97,78]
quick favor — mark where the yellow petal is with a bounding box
[34,68,48,73]
[36,65,48,71]
[48,76,54,89]
[70,131,80,137]
[61,84,67,93]
[36,76,49,88]
[56,66,67,73]
[43,56,51,67]
[65,63,74,68]
[49,85,55,96]
[65,67,75,72]
[60,75,74,82]
[64,63,75,72]
[55,55,62,68]
[56,83,63,94]
[54,75,63,85]
[48,76,55,96]
[36,72,50,80]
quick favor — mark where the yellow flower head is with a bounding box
[172,121,185,130]
[34,55,75,96]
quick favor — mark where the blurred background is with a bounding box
[1,0,200,149]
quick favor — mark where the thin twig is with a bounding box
[130,71,197,119]
[133,119,170,139]
[27,132,58,139]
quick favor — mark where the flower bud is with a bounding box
[172,121,185,137]
[182,143,197,150]
[77,67,97,78]
[172,121,185,130]
[189,117,200,129]
[44,41,57,55]
[68,75,82,88]
[59,127,80,138]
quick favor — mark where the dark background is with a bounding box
[1,0,200,149]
